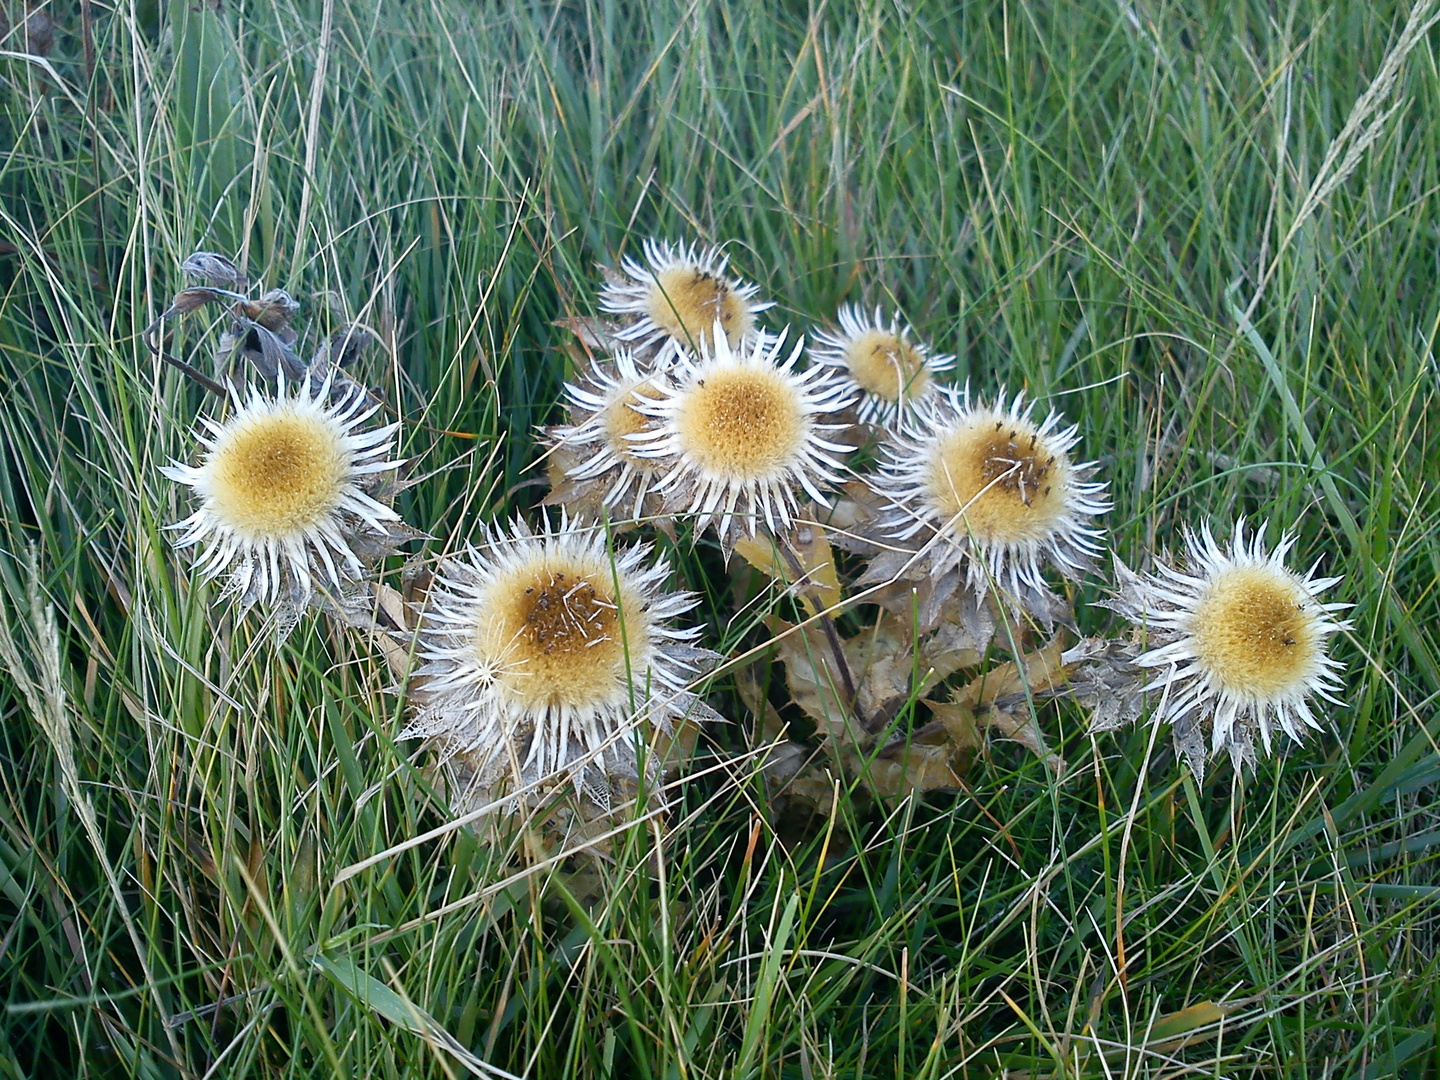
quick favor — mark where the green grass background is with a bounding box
[2,0,1439,1075]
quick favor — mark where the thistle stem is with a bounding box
[776,532,859,712]
[143,320,228,397]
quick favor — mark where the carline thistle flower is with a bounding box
[600,239,773,360]
[808,304,955,425]
[1115,521,1351,777]
[162,372,405,623]
[870,385,1109,617]
[628,326,855,549]
[544,350,668,522]
[403,514,721,802]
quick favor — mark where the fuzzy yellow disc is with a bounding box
[648,266,750,348]
[845,329,930,403]
[925,418,1071,542]
[673,366,806,479]
[208,409,348,538]
[478,555,647,711]
[1190,567,1318,698]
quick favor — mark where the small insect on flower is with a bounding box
[404,514,720,803]
[1116,521,1351,778]
[543,350,669,522]
[628,327,855,550]
[870,385,1109,617]
[808,304,955,425]
[600,239,773,360]
[162,372,405,625]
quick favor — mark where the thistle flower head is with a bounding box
[162,372,405,626]
[808,304,955,424]
[545,350,668,521]
[1119,521,1351,777]
[404,514,720,801]
[600,239,772,360]
[628,327,855,548]
[870,385,1109,615]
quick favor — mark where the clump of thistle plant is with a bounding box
[154,238,1353,846]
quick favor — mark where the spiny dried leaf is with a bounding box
[181,250,247,288]
[921,604,990,683]
[556,314,627,355]
[239,288,300,333]
[770,604,998,742]
[848,614,917,728]
[168,287,223,315]
[955,637,1069,711]
[760,738,814,785]
[863,742,962,796]
[1056,637,1147,733]
[735,662,787,742]
[949,638,1070,775]
[986,707,1065,775]
[733,521,841,616]
[767,612,925,738]
[771,751,844,813]
[924,700,983,753]
[824,479,888,548]
[373,583,412,634]
[767,616,857,739]
[310,325,377,374]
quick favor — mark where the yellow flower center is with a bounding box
[480,555,648,711]
[845,329,929,403]
[674,366,805,479]
[1190,566,1318,698]
[647,266,751,348]
[602,382,661,465]
[925,417,1070,542]
[208,408,348,538]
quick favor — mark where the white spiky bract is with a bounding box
[628,328,855,543]
[548,350,667,520]
[871,384,1109,606]
[600,238,773,360]
[1127,521,1351,775]
[162,372,403,613]
[808,304,955,424]
[405,515,719,798]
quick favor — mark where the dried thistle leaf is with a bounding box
[240,288,300,333]
[848,614,917,729]
[311,325,377,374]
[863,742,962,796]
[954,637,1069,711]
[767,616,856,739]
[1056,637,1147,733]
[735,662,787,742]
[733,521,841,616]
[919,605,989,684]
[985,707,1066,776]
[949,638,1069,775]
[924,700,983,753]
[556,314,627,355]
[181,250,247,288]
[169,287,223,315]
